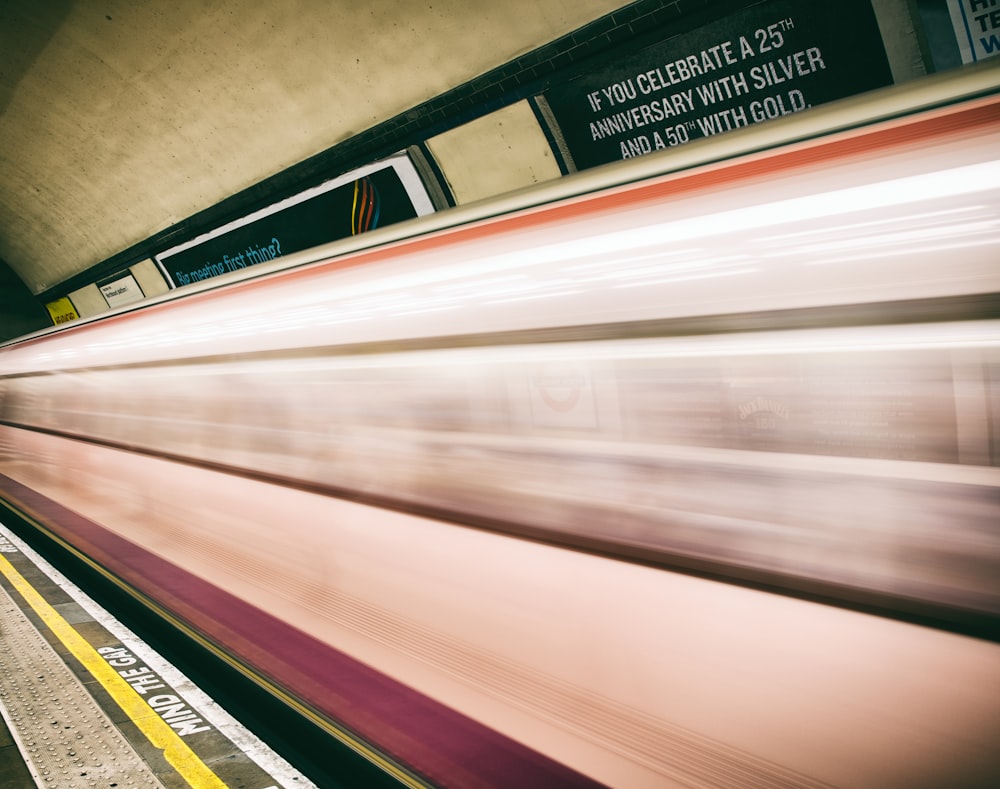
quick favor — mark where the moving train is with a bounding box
[1,62,999,787]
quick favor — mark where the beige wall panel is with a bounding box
[68,284,109,319]
[871,0,928,82]
[130,258,169,298]
[427,101,562,205]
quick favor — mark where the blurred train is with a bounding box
[1,61,1000,788]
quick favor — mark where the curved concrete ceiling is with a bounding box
[0,0,624,297]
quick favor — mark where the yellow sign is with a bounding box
[45,297,79,325]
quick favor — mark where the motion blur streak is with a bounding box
[1,64,999,787]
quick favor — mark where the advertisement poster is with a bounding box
[45,297,79,326]
[947,0,1000,63]
[98,272,145,308]
[543,0,893,170]
[156,154,434,288]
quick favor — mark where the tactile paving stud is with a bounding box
[0,585,167,787]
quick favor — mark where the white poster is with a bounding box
[947,0,1000,63]
[99,273,145,308]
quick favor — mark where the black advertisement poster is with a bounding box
[156,156,433,288]
[543,0,893,170]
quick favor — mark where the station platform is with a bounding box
[0,521,315,789]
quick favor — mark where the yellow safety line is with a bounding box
[0,551,229,788]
